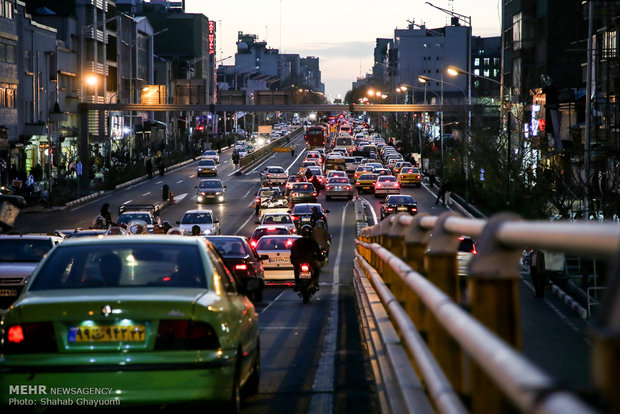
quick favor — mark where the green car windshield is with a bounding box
[29,244,208,290]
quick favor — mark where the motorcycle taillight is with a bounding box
[300,264,310,272]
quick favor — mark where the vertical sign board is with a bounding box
[208,21,216,55]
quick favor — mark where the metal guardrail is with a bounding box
[354,211,620,413]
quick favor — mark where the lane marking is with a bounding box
[258,290,286,314]
[156,180,163,184]
[232,212,256,236]
[176,180,183,184]
[123,200,133,205]
[142,192,151,196]
[309,199,349,414]
[174,193,188,202]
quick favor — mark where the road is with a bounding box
[11,131,593,412]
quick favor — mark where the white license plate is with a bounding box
[269,258,289,264]
[0,289,18,296]
[397,207,408,211]
[301,217,311,222]
[299,271,312,279]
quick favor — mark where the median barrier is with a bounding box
[353,212,619,413]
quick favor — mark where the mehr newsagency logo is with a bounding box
[8,385,120,407]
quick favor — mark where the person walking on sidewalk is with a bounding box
[435,179,451,205]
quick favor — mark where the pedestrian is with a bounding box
[291,147,295,158]
[435,179,451,205]
[100,203,113,227]
[530,250,546,298]
[145,156,153,178]
[428,168,436,188]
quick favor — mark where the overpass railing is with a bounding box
[354,211,620,414]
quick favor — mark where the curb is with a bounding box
[549,281,588,319]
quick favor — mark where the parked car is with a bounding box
[0,234,65,308]
[380,195,418,219]
[204,235,266,303]
[196,159,218,176]
[0,236,261,408]
[177,209,220,235]
[255,234,301,283]
[195,179,226,203]
[201,150,220,164]
[374,175,401,197]
[325,177,355,200]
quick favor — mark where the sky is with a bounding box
[185,0,503,102]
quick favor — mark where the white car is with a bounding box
[374,175,401,197]
[260,166,288,186]
[201,150,220,163]
[177,209,220,235]
[259,212,296,233]
[255,235,301,282]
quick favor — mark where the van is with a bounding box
[334,136,355,153]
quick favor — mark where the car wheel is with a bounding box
[225,358,242,414]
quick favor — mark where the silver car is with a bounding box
[325,177,355,201]
[0,234,65,308]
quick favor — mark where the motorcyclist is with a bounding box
[312,219,330,260]
[100,203,113,227]
[290,224,323,291]
[92,215,108,230]
[310,206,326,228]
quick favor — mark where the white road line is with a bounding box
[176,180,183,184]
[174,193,188,202]
[123,200,133,205]
[243,185,257,199]
[156,181,163,184]
[70,194,111,211]
[309,199,349,414]
[142,192,151,196]
[285,148,307,175]
[227,169,240,177]
[258,290,286,314]
[359,196,378,225]
[189,174,195,178]
[232,213,255,235]
[247,154,276,174]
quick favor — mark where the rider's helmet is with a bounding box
[127,220,148,235]
[105,226,127,236]
[300,224,313,237]
[166,227,186,235]
[93,215,107,229]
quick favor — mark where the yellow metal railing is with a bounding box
[355,211,620,414]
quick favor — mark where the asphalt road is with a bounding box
[10,131,593,412]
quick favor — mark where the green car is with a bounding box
[0,236,261,412]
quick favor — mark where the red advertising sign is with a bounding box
[208,21,216,55]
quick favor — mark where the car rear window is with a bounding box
[328,178,349,184]
[268,167,285,173]
[255,237,299,251]
[182,213,213,224]
[253,228,290,239]
[387,196,414,204]
[379,176,397,182]
[29,244,208,290]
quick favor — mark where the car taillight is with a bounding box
[396,183,400,187]
[235,264,248,270]
[285,239,294,247]
[255,198,260,204]
[312,192,317,196]
[291,215,299,221]
[376,183,382,188]
[345,186,351,190]
[387,207,394,211]
[267,227,277,231]
[2,323,57,354]
[326,186,333,190]
[300,264,310,272]
[411,207,418,212]
[250,240,257,247]
[155,320,220,350]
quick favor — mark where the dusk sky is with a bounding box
[185,0,502,102]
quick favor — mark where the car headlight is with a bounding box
[218,196,224,202]
[215,192,222,195]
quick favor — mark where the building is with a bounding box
[0,0,18,186]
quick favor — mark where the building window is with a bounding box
[0,0,13,19]
[513,12,522,50]
[484,69,490,77]
[483,57,490,66]
[493,69,499,77]
[474,69,480,76]
[474,58,480,67]
[603,30,617,58]
[6,87,15,107]
[494,57,500,66]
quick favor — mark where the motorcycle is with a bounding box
[296,263,318,304]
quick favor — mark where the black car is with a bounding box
[290,203,330,231]
[288,182,317,205]
[195,178,226,203]
[204,235,266,303]
[380,195,418,219]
